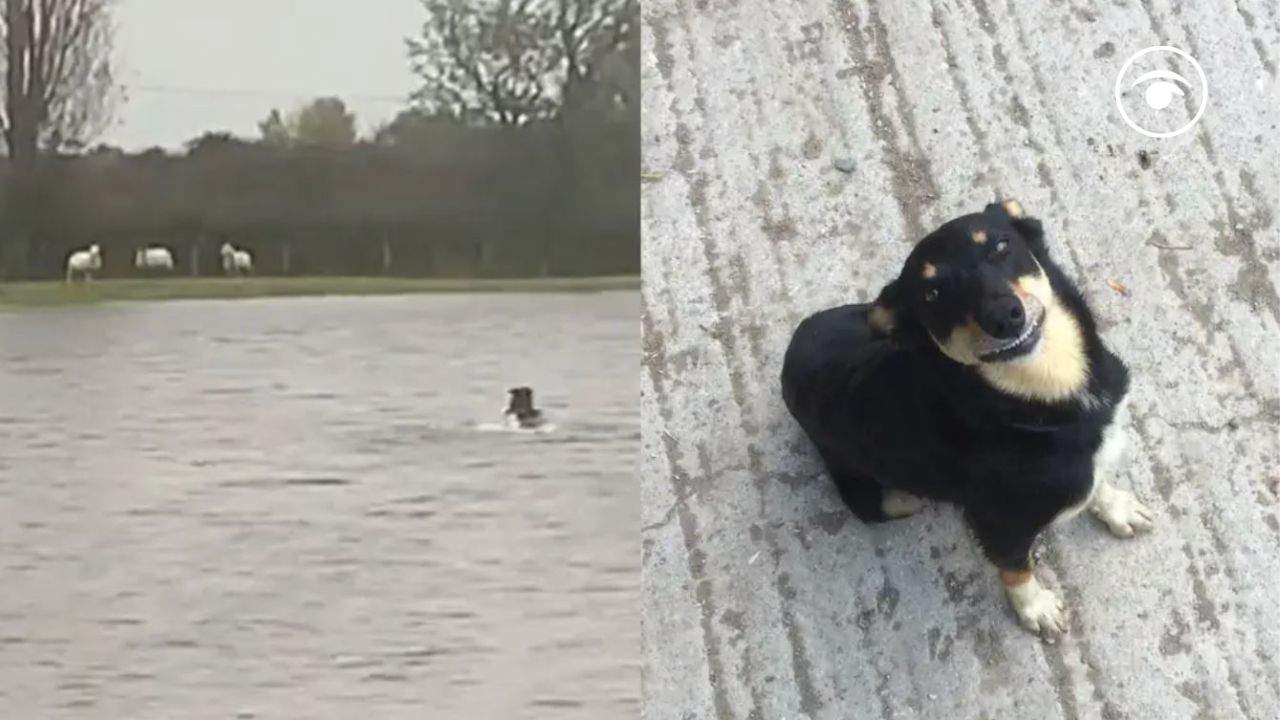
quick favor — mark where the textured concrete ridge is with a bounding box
[640,1,1279,718]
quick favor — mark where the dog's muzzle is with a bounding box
[976,295,1045,362]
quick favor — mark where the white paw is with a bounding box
[881,489,926,518]
[1006,577,1069,642]
[1091,486,1154,538]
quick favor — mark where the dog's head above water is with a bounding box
[507,386,535,413]
[868,199,1090,401]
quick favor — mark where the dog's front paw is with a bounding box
[1090,485,1154,538]
[1006,576,1068,642]
[881,489,926,518]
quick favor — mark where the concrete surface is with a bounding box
[640,1,1279,719]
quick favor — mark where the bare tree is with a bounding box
[2,0,117,164]
[551,0,635,114]
[408,0,636,125]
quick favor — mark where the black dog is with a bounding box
[781,200,1153,640]
[504,386,546,430]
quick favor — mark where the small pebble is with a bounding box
[833,156,856,174]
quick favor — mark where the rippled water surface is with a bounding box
[0,292,638,719]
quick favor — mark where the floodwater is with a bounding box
[0,291,639,719]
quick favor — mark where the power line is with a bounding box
[125,83,411,104]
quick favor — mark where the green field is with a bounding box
[0,275,640,309]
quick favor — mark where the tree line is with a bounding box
[0,0,638,280]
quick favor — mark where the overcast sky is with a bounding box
[104,0,423,150]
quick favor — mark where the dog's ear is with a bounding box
[988,198,1048,260]
[868,278,925,346]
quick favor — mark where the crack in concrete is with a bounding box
[929,1,995,178]
[663,6,826,712]
[831,0,940,241]
[642,296,734,719]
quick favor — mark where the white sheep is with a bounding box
[134,246,175,272]
[65,244,102,282]
[220,242,253,276]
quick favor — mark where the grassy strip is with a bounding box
[0,275,640,309]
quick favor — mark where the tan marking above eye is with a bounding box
[921,262,937,279]
[972,230,988,245]
[1003,199,1025,218]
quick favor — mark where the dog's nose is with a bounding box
[978,296,1026,339]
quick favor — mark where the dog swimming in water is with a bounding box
[504,386,547,430]
[781,199,1153,641]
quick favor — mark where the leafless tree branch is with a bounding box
[408,0,635,125]
[1,0,117,160]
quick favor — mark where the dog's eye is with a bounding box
[923,288,939,303]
